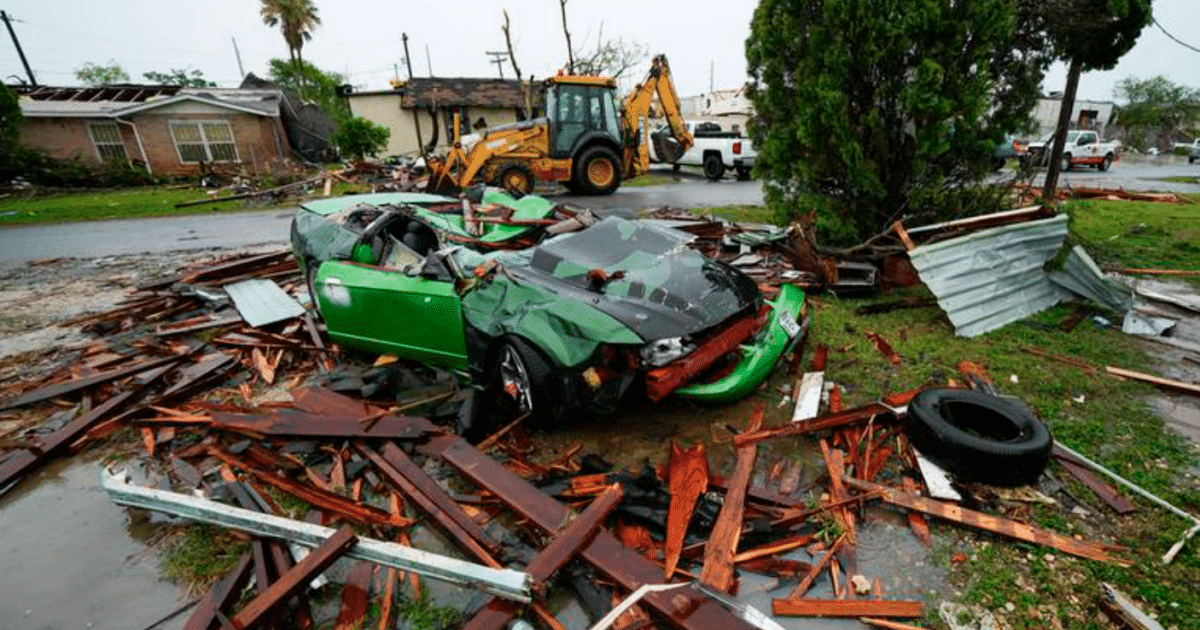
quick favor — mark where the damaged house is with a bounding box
[12,84,292,175]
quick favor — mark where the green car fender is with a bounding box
[673,283,806,402]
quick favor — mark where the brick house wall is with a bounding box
[19,117,134,162]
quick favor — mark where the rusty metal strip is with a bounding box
[773,598,924,618]
[357,442,500,564]
[422,434,758,630]
[845,477,1129,565]
[645,305,769,402]
[182,553,254,630]
[0,390,136,491]
[0,354,181,411]
[735,403,900,447]
[1053,450,1136,514]
[462,484,623,630]
[664,443,709,579]
[701,407,763,592]
[232,527,358,630]
[334,562,373,630]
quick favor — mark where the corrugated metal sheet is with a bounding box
[909,214,1070,337]
[1048,245,1132,313]
[224,279,306,328]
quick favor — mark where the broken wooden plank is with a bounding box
[333,562,374,630]
[701,407,764,592]
[462,485,623,630]
[735,403,900,447]
[858,617,930,629]
[773,598,924,618]
[900,478,932,547]
[0,355,181,411]
[153,313,244,337]
[1053,450,1136,514]
[204,409,437,440]
[182,553,254,630]
[231,527,358,630]
[865,332,901,366]
[787,534,844,599]
[1105,366,1200,397]
[664,442,709,579]
[844,477,1129,565]
[423,434,758,630]
[892,221,916,251]
[733,534,815,564]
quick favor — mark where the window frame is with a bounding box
[169,119,240,164]
[87,122,128,161]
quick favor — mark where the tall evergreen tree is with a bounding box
[746,0,1051,245]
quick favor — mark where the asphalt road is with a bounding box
[1,159,1195,265]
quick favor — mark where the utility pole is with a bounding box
[425,44,433,77]
[486,51,507,79]
[709,60,714,93]
[231,36,245,81]
[1,10,37,86]
[401,33,414,79]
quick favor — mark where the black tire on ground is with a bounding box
[1062,153,1073,171]
[703,153,725,181]
[905,388,1053,486]
[672,163,682,172]
[305,260,322,319]
[572,146,622,195]
[492,336,561,424]
[1098,154,1113,172]
[735,166,752,180]
[497,164,534,196]
[1189,156,1196,164]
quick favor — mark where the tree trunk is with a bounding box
[559,0,574,73]
[1042,57,1082,201]
[295,47,308,98]
[502,10,527,119]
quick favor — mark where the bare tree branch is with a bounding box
[559,0,575,73]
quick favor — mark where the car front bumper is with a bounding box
[666,284,806,403]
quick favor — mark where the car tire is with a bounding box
[1098,154,1113,172]
[1062,153,1072,171]
[905,388,1053,487]
[305,260,323,319]
[703,153,725,181]
[573,146,622,195]
[493,336,560,423]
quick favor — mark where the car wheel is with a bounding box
[1062,153,1072,171]
[703,153,725,181]
[905,388,1053,487]
[305,260,323,319]
[498,165,534,196]
[1098,154,1113,171]
[493,337,558,423]
[573,146,622,195]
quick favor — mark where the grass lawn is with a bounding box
[687,196,1200,627]
[0,181,371,225]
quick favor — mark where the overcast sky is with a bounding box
[1,0,1195,103]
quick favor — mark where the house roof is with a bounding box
[13,84,281,118]
[394,78,543,109]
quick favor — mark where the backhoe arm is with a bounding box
[621,54,693,178]
[426,114,549,194]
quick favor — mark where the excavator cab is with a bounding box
[546,78,622,159]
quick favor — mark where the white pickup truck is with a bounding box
[650,121,756,180]
[1025,129,1118,171]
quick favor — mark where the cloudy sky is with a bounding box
[1,0,1195,102]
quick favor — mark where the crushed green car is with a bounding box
[291,187,806,423]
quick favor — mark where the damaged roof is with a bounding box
[15,84,282,118]
[396,78,544,109]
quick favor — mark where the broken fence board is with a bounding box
[772,598,924,618]
[232,527,358,630]
[462,484,623,630]
[423,434,758,630]
[664,443,709,579]
[845,477,1129,565]
[700,407,763,592]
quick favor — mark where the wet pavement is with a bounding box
[0,455,186,630]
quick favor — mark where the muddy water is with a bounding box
[0,455,186,630]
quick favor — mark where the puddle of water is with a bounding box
[0,455,187,630]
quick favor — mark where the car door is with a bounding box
[314,250,469,371]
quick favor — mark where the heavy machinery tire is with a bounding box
[905,388,1052,487]
[703,153,725,181]
[1062,153,1073,171]
[497,165,534,196]
[573,146,622,195]
[1098,153,1113,172]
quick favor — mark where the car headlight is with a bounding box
[640,337,695,367]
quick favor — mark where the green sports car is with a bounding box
[291,187,805,422]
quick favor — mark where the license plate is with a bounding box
[779,310,802,338]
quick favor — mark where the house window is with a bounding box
[442,106,470,140]
[88,122,127,161]
[170,121,239,163]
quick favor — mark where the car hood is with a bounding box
[511,217,761,341]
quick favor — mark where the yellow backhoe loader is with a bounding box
[425,54,693,196]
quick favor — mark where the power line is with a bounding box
[1153,16,1200,54]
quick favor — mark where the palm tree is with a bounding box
[259,0,321,93]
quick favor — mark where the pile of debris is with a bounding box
[172,159,430,210]
[1013,182,1197,205]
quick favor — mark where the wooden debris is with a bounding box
[664,442,709,579]
[735,402,900,447]
[859,617,931,629]
[733,533,815,564]
[231,527,358,630]
[865,332,901,366]
[701,407,763,592]
[1053,449,1136,514]
[900,477,932,547]
[787,534,844,599]
[334,562,373,630]
[773,598,924,618]
[845,477,1129,565]
[182,553,254,630]
[0,354,182,411]
[1105,366,1200,397]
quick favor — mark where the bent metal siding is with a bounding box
[908,214,1070,337]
